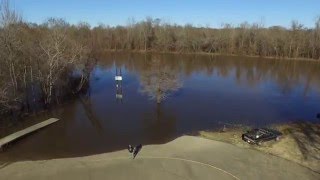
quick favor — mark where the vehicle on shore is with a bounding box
[242,128,282,145]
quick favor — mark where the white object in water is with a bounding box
[116,94,123,99]
[115,76,122,81]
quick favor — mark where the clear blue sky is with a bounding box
[13,0,320,28]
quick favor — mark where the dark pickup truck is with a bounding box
[242,128,282,145]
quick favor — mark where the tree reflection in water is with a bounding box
[139,58,182,104]
[142,103,177,142]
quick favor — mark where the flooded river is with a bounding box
[1,53,320,161]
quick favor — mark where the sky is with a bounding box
[12,0,320,28]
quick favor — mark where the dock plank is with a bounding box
[0,118,59,148]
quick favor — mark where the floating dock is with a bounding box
[0,118,59,148]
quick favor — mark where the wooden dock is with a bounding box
[0,118,60,148]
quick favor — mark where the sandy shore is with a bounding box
[0,136,319,180]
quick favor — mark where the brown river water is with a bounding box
[1,53,320,162]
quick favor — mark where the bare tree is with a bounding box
[139,58,182,104]
[0,0,21,27]
[0,0,23,93]
[37,18,85,105]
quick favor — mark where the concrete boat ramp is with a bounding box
[0,136,319,180]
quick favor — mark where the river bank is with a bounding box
[98,49,320,62]
[199,122,320,173]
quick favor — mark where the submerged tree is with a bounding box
[139,57,182,104]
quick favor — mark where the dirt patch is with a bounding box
[199,122,320,173]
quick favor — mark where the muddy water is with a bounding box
[1,53,320,161]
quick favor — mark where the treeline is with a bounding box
[90,17,320,60]
[1,0,320,115]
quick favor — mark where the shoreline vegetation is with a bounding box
[199,122,320,173]
[101,49,320,62]
[1,0,320,116]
